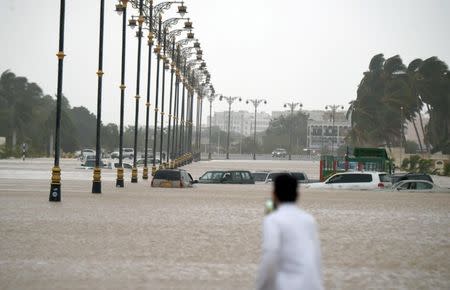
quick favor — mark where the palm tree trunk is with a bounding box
[412,117,423,152]
[418,109,430,153]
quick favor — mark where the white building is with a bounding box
[208,110,271,136]
[306,110,350,151]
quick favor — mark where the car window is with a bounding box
[327,174,343,183]
[232,172,243,181]
[241,172,251,180]
[200,172,213,180]
[399,182,411,189]
[379,174,390,182]
[252,173,267,181]
[416,182,433,190]
[344,174,372,183]
[292,172,305,181]
[267,172,287,181]
[154,170,180,180]
[223,172,232,181]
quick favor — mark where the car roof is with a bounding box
[397,179,433,183]
[334,171,387,175]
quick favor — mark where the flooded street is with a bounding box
[0,159,449,289]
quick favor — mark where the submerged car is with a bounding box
[198,170,255,184]
[306,171,391,190]
[264,171,292,183]
[291,172,309,183]
[390,173,433,184]
[151,169,196,188]
[272,148,287,158]
[391,180,449,193]
[251,171,269,182]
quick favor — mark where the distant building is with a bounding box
[208,110,271,136]
[306,110,351,151]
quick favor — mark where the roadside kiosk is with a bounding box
[319,147,393,181]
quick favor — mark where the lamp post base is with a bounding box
[49,166,61,202]
[116,167,124,187]
[131,167,138,183]
[92,167,102,194]
[151,165,157,176]
[49,183,61,202]
[142,166,149,180]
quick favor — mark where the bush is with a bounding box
[418,159,433,173]
[444,163,450,176]
[401,158,410,170]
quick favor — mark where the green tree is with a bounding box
[263,111,308,153]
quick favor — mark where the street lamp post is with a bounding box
[246,98,267,160]
[130,0,144,183]
[142,0,154,180]
[151,15,162,176]
[114,0,128,188]
[207,94,217,160]
[325,104,344,156]
[219,96,241,160]
[283,102,302,160]
[92,0,106,194]
[49,0,66,202]
[159,28,169,169]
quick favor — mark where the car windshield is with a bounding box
[200,171,224,180]
[379,174,390,182]
[291,172,306,181]
[267,172,288,181]
[252,172,268,181]
[154,170,180,180]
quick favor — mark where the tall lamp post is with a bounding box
[325,104,344,156]
[129,0,144,183]
[246,98,267,160]
[207,93,217,160]
[114,0,129,187]
[283,102,302,160]
[49,0,66,202]
[219,96,241,160]
[92,0,106,194]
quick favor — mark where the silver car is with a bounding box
[392,180,450,193]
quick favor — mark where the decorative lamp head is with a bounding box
[115,3,124,16]
[184,20,193,29]
[178,3,187,17]
[128,18,137,29]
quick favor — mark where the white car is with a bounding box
[306,171,391,190]
[80,149,95,161]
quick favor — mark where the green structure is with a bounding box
[320,147,393,181]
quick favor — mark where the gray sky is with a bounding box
[1,0,449,126]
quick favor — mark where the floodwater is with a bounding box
[0,159,449,289]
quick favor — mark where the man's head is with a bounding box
[273,174,298,204]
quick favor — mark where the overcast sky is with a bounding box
[1,0,449,126]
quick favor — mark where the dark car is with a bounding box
[199,170,255,184]
[391,173,433,185]
[151,169,196,188]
